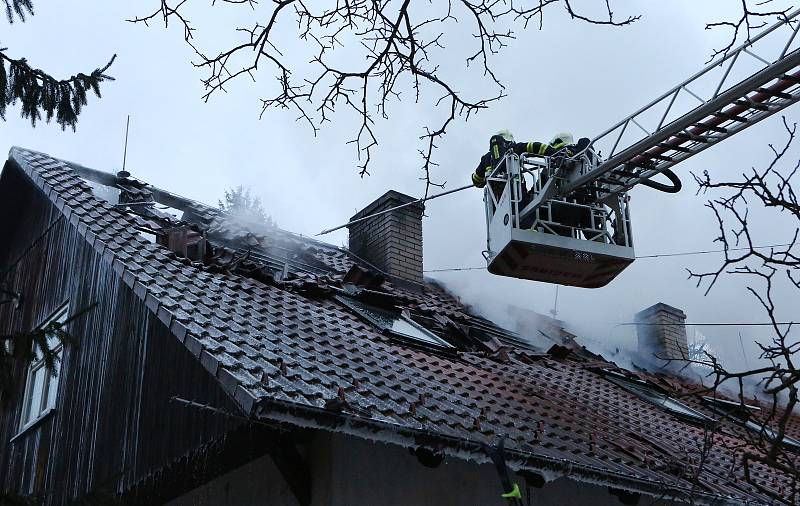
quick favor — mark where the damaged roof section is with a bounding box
[72,158,532,355]
[6,146,800,505]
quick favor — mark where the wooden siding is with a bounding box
[0,163,243,504]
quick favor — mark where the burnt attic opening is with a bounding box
[71,163,536,356]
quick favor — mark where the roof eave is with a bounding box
[253,396,755,506]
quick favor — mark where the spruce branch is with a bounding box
[0,52,116,130]
[0,0,115,129]
[3,0,33,23]
[0,303,97,405]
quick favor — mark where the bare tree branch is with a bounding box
[673,114,800,500]
[705,0,792,61]
[130,0,639,193]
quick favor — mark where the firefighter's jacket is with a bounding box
[473,140,566,186]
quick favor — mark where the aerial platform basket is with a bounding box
[483,151,635,288]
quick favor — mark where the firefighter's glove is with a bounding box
[472,172,486,188]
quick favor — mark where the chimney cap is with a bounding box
[635,302,687,321]
[348,190,422,223]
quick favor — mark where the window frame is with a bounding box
[16,304,69,435]
[601,369,713,424]
[702,396,800,452]
[335,295,454,349]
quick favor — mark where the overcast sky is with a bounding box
[2,1,798,370]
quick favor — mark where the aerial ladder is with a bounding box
[484,8,800,288]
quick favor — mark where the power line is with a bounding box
[317,184,474,236]
[425,266,484,273]
[635,242,792,259]
[615,322,795,327]
[423,242,794,273]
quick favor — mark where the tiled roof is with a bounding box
[5,146,798,505]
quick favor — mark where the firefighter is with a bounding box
[471,131,575,188]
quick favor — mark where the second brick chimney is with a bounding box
[348,191,424,284]
[635,302,690,368]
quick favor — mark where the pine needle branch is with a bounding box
[0,0,115,129]
[0,52,116,130]
[3,0,33,23]
[0,302,97,405]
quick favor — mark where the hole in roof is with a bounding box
[601,369,712,424]
[153,205,184,221]
[139,230,158,244]
[335,295,453,349]
[82,178,120,205]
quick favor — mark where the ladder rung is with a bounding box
[625,161,658,169]
[780,74,800,84]
[756,88,792,99]
[713,111,749,123]
[734,99,770,111]
[644,153,674,162]
[658,143,693,153]
[694,123,728,134]
[675,132,711,143]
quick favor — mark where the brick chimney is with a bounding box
[635,303,689,368]
[348,191,423,284]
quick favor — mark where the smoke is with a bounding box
[501,305,575,350]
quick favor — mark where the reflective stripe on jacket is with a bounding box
[474,140,568,182]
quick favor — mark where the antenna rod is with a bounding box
[122,115,130,171]
[550,285,560,319]
[317,183,474,236]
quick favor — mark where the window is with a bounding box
[701,396,760,418]
[19,305,69,431]
[602,370,712,424]
[702,396,800,452]
[743,419,800,452]
[336,296,453,348]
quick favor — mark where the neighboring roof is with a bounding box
[2,147,797,505]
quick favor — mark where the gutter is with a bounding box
[252,396,764,506]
